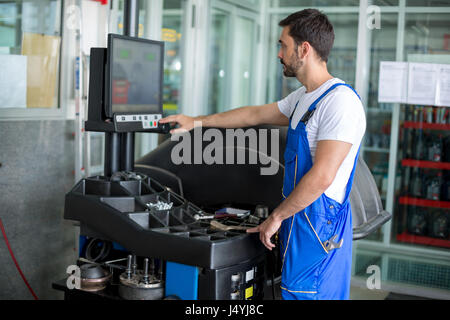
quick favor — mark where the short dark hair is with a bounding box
[279,9,334,62]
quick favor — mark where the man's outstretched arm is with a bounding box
[159,103,289,134]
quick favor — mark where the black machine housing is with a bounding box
[61,34,268,300]
[64,175,265,270]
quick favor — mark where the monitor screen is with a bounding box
[108,35,164,115]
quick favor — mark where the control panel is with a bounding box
[114,114,168,133]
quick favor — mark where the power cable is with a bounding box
[0,218,39,300]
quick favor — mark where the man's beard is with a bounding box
[280,55,302,78]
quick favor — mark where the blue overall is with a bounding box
[279,83,361,300]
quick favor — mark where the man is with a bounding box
[159,9,366,300]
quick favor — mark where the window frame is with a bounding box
[0,0,67,121]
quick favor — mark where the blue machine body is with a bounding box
[165,262,199,300]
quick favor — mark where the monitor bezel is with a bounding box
[105,33,165,118]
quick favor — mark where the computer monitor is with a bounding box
[86,34,168,133]
[106,34,164,117]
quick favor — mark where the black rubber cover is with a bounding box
[64,177,265,269]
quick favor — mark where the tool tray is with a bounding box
[64,175,264,269]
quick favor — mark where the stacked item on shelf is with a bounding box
[397,105,450,249]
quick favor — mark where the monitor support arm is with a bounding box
[104,132,134,177]
[103,0,138,177]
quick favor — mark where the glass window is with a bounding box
[208,8,231,114]
[207,6,258,114]
[136,0,184,115]
[327,13,359,87]
[271,0,360,7]
[0,0,62,110]
[393,12,450,250]
[232,15,255,108]
[221,0,260,11]
[407,0,450,6]
[88,132,105,176]
[372,0,399,5]
[404,13,450,60]
[132,0,185,156]
[162,5,184,116]
[270,1,401,8]
[164,0,183,9]
[362,13,399,242]
[271,0,401,6]
[109,0,124,35]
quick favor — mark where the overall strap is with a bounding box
[289,101,300,122]
[300,83,360,125]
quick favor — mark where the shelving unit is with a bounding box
[399,197,450,209]
[402,159,450,170]
[396,106,450,250]
[397,232,450,249]
[403,121,450,131]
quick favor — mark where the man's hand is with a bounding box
[159,114,198,134]
[246,214,283,250]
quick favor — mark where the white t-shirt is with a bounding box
[278,78,366,204]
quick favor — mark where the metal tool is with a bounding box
[247,215,261,225]
[194,213,245,220]
[215,207,250,218]
[143,258,150,284]
[254,205,269,219]
[194,214,215,220]
[126,255,133,279]
[323,235,343,251]
[147,201,173,210]
[210,220,249,231]
[131,255,137,274]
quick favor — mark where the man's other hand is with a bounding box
[246,214,283,251]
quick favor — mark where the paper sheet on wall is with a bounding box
[0,54,27,108]
[436,64,450,107]
[407,63,439,106]
[21,33,61,108]
[378,61,408,103]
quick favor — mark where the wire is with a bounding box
[0,218,39,300]
[85,238,112,262]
